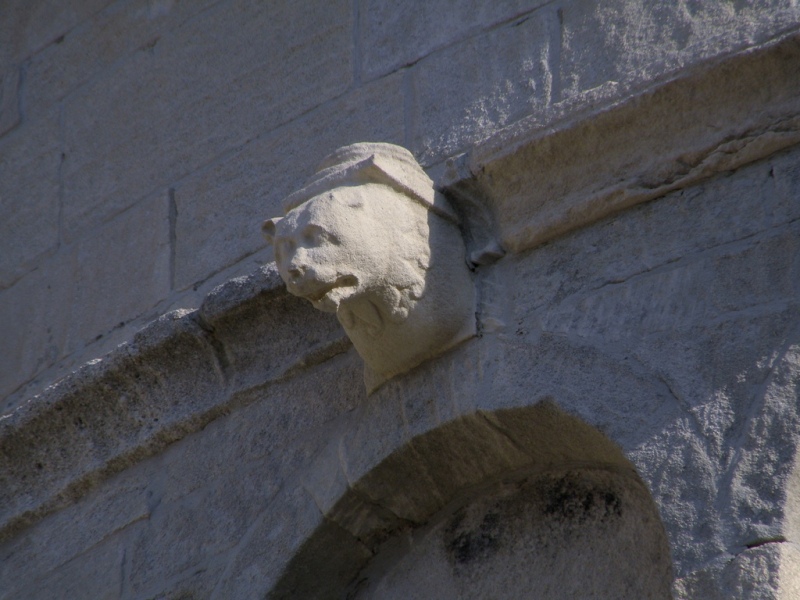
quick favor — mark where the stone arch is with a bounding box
[269,402,673,598]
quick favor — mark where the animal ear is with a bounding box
[262,217,282,244]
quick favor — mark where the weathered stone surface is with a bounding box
[351,469,672,600]
[2,535,127,600]
[61,0,353,242]
[4,4,800,597]
[559,0,800,102]
[174,73,405,290]
[359,0,550,79]
[0,109,60,288]
[674,543,800,599]
[0,0,108,67]
[0,251,71,404]
[0,457,152,595]
[0,66,20,137]
[65,192,170,355]
[412,12,550,165]
[452,31,800,256]
[23,0,219,118]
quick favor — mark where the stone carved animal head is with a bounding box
[263,143,474,392]
[263,183,430,337]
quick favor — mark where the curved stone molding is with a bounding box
[269,403,673,599]
[263,142,475,392]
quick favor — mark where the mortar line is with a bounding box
[57,98,65,249]
[547,4,564,105]
[403,68,416,150]
[168,187,177,292]
[352,0,362,87]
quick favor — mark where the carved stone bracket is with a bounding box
[263,143,475,392]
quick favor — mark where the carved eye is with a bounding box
[278,238,295,258]
[302,225,337,246]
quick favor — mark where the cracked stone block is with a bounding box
[0,459,152,591]
[0,250,71,406]
[0,108,60,288]
[359,0,550,80]
[65,192,170,355]
[0,533,127,600]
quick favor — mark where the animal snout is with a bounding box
[287,263,306,281]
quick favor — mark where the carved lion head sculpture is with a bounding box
[263,143,474,392]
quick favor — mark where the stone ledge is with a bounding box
[441,29,800,257]
[0,264,349,542]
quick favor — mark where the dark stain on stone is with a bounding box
[446,509,503,565]
[543,475,623,523]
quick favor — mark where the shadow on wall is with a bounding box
[270,402,674,599]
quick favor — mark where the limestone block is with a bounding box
[212,484,332,599]
[0,0,108,67]
[66,192,170,355]
[505,146,800,334]
[359,0,550,79]
[0,458,152,593]
[24,0,219,118]
[0,250,71,405]
[61,0,352,242]
[127,480,258,597]
[0,109,60,288]
[674,543,796,599]
[0,66,20,137]
[174,73,404,290]
[559,0,800,101]
[412,11,550,165]
[0,534,127,600]
[263,143,476,392]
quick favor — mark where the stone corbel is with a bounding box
[263,143,476,392]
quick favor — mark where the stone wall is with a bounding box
[3,0,799,408]
[3,1,800,598]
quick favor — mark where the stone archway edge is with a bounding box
[441,29,800,257]
[4,29,800,545]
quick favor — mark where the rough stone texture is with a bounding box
[173,73,405,290]
[412,11,551,165]
[559,0,800,102]
[0,109,61,288]
[449,31,800,256]
[3,127,799,594]
[0,190,169,404]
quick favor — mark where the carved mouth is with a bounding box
[304,275,359,303]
